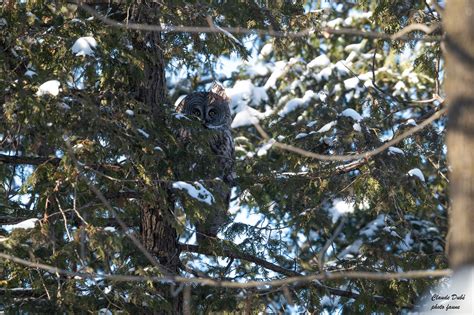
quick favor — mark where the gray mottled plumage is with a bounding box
[176,83,234,243]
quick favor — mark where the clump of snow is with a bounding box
[326,17,344,28]
[172,113,191,120]
[245,62,270,77]
[278,90,316,117]
[226,80,268,113]
[345,51,358,63]
[402,68,420,84]
[321,295,341,308]
[231,106,272,129]
[408,168,425,182]
[340,108,363,121]
[259,43,273,58]
[58,103,71,110]
[231,107,258,128]
[307,54,331,68]
[360,214,386,238]
[328,199,354,223]
[398,231,414,251]
[363,79,374,88]
[25,69,37,77]
[337,214,386,259]
[98,308,113,315]
[172,181,214,205]
[317,120,337,133]
[264,61,287,89]
[36,80,61,97]
[315,61,351,82]
[353,123,362,132]
[348,11,372,20]
[316,64,333,82]
[344,77,360,90]
[257,139,276,157]
[154,146,163,152]
[405,119,417,126]
[264,58,299,90]
[137,128,149,138]
[7,218,39,230]
[306,120,317,128]
[334,60,350,76]
[337,239,363,259]
[295,133,308,140]
[318,91,328,102]
[393,81,407,96]
[344,40,367,53]
[388,147,405,155]
[104,286,112,294]
[71,36,97,57]
[125,110,134,116]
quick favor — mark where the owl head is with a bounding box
[176,82,232,129]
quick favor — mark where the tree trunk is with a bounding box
[133,4,182,313]
[444,0,474,269]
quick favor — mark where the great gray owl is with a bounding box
[176,82,234,243]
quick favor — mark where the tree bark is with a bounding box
[133,4,182,313]
[444,0,474,269]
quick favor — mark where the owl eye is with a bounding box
[192,108,201,117]
[208,109,217,118]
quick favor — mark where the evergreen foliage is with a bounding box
[1,1,447,313]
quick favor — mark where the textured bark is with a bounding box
[444,0,474,269]
[130,4,167,123]
[141,194,180,270]
[133,4,182,313]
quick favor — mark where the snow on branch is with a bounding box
[172,181,214,205]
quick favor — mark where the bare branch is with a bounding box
[254,106,447,162]
[391,23,441,40]
[180,242,397,305]
[0,251,452,289]
[76,2,442,42]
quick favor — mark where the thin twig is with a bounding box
[55,196,73,242]
[73,185,89,225]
